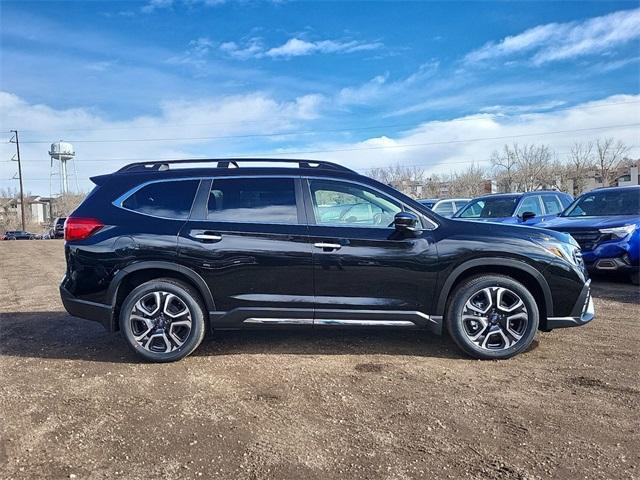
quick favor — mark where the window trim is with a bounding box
[112,177,202,221]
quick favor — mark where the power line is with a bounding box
[8,99,640,144]
[3,122,638,166]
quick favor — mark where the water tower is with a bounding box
[49,141,76,194]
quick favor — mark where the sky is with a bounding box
[0,0,639,194]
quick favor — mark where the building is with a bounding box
[0,196,54,228]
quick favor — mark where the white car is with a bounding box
[418,198,471,218]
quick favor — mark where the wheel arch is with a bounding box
[436,258,553,327]
[107,261,215,331]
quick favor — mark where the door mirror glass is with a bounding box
[520,211,536,222]
[393,211,419,231]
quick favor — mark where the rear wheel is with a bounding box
[446,275,539,360]
[119,278,206,362]
[630,272,639,286]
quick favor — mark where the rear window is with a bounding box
[122,180,199,219]
[207,177,298,224]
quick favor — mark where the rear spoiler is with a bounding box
[90,174,111,186]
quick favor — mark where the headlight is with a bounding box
[535,238,581,266]
[599,224,636,239]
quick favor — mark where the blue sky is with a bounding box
[1,0,639,193]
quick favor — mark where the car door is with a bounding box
[302,177,440,327]
[177,176,314,327]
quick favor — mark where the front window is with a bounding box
[207,177,298,224]
[563,189,640,217]
[515,196,543,217]
[457,196,519,218]
[309,179,401,227]
[541,194,563,215]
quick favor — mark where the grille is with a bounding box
[569,231,602,251]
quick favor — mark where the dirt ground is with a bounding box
[1,240,638,480]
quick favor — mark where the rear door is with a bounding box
[303,177,439,326]
[177,176,314,327]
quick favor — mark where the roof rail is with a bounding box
[116,158,355,174]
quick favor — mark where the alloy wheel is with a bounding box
[129,291,193,354]
[461,286,529,351]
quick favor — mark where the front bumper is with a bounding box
[60,285,112,331]
[546,279,595,329]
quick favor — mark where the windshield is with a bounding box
[457,196,519,218]
[563,189,640,217]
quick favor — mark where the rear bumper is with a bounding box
[60,285,112,331]
[546,279,595,329]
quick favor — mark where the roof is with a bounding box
[591,184,640,192]
[474,190,568,199]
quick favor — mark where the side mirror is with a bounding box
[520,211,536,222]
[393,211,419,232]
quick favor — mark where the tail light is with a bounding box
[64,217,104,241]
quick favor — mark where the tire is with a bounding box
[119,278,206,363]
[446,274,539,360]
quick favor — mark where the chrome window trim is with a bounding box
[112,173,438,230]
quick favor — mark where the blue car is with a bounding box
[453,191,573,225]
[538,185,640,284]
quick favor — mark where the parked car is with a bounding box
[51,217,67,238]
[453,191,573,225]
[419,198,471,218]
[60,159,593,363]
[2,230,35,240]
[538,185,640,284]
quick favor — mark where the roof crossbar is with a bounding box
[117,158,355,173]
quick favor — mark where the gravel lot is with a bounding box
[1,240,639,480]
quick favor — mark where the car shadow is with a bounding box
[590,276,640,305]
[0,311,465,363]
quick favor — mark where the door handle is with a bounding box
[191,230,223,242]
[313,242,342,251]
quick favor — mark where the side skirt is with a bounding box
[209,308,443,335]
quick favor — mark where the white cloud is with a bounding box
[218,37,383,60]
[272,95,640,174]
[465,8,640,65]
[2,93,637,194]
[266,38,382,58]
[141,0,226,13]
[0,91,325,192]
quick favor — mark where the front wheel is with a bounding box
[446,275,539,360]
[119,278,206,362]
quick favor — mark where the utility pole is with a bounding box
[9,130,26,231]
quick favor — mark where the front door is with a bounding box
[178,176,314,327]
[302,178,440,328]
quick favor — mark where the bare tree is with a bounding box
[567,142,595,195]
[366,163,426,198]
[595,138,630,187]
[449,163,487,197]
[491,146,518,192]
[52,193,86,217]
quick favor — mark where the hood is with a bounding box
[538,215,640,231]
[448,218,572,244]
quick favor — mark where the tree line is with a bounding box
[367,137,634,198]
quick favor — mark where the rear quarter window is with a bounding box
[121,180,199,219]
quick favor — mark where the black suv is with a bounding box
[60,159,594,362]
